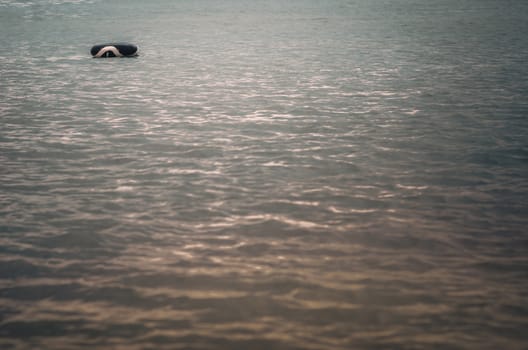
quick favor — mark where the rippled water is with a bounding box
[1,0,528,349]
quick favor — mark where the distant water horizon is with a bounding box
[1,0,527,349]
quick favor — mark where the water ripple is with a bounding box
[2,0,528,349]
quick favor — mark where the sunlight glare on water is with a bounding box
[1,0,528,349]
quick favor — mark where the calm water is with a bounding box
[1,0,528,349]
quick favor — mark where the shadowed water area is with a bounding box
[1,0,527,349]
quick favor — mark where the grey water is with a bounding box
[1,0,528,349]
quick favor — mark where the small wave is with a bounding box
[192,213,327,231]
[328,206,378,214]
[396,184,429,190]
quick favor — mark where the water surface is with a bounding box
[1,0,528,349]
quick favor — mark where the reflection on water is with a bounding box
[1,0,528,349]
